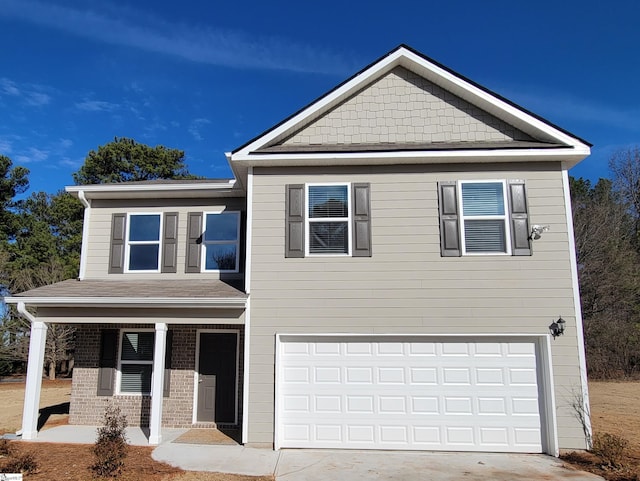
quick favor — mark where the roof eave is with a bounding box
[230,45,591,161]
[233,146,591,169]
[65,180,244,200]
[4,296,248,309]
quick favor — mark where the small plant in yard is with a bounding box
[0,438,14,457]
[3,451,39,474]
[91,404,129,478]
[591,432,629,468]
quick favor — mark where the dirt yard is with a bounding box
[1,379,638,480]
[0,379,273,480]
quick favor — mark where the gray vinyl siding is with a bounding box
[247,162,587,449]
[83,198,245,280]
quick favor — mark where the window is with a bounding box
[202,212,241,272]
[119,331,154,394]
[437,179,531,257]
[307,184,351,255]
[110,212,177,274]
[285,183,371,258]
[460,181,509,254]
[126,214,161,271]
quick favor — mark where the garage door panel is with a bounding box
[277,338,544,452]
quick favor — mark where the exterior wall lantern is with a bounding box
[549,317,566,339]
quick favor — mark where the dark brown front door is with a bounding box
[197,332,238,423]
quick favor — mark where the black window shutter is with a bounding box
[508,179,532,256]
[162,212,179,273]
[108,214,126,273]
[163,330,173,397]
[97,329,118,396]
[437,182,461,257]
[185,212,203,272]
[352,183,372,257]
[285,184,305,258]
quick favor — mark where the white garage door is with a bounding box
[276,336,544,452]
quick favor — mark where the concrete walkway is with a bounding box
[22,426,604,480]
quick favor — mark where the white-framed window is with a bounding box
[118,330,154,395]
[125,213,162,272]
[306,183,351,255]
[459,180,511,255]
[202,211,241,272]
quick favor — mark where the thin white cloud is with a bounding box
[0,78,20,96]
[0,0,358,75]
[59,157,83,168]
[75,99,120,112]
[0,138,13,154]
[0,77,51,106]
[143,119,168,138]
[15,147,49,163]
[58,138,73,149]
[188,118,211,141]
[25,91,51,106]
[503,87,640,133]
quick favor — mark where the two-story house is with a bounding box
[6,45,591,455]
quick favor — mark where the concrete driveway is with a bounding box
[273,450,603,481]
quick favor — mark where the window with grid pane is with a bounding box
[203,212,240,272]
[307,185,350,254]
[460,181,509,254]
[127,214,161,271]
[119,331,154,394]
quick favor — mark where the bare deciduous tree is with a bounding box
[571,176,640,378]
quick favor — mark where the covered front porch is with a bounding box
[4,278,248,445]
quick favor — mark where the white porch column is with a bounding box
[149,322,167,445]
[21,313,48,440]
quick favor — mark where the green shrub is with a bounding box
[591,432,629,467]
[4,451,39,474]
[91,404,129,478]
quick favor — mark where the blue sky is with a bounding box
[0,0,638,195]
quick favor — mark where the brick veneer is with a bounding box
[69,323,244,429]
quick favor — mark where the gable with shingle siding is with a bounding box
[272,66,534,148]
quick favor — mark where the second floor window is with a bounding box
[307,184,351,255]
[127,214,162,271]
[203,212,241,272]
[460,181,509,254]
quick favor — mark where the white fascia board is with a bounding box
[4,296,247,309]
[233,146,590,167]
[396,49,589,149]
[232,47,589,158]
[232,51,401,158]
[65,180,238,199]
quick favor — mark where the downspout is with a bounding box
[17,301,36,323]
[241,166,253,444]
[77,190,91,280]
